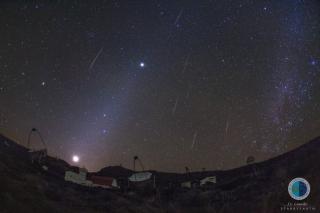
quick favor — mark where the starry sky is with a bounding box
[0,0,319,172]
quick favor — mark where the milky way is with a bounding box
[0,0,319,172]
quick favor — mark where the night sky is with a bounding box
[0,0,319,172]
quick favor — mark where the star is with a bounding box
[41,81,46,86]
[140,62,145,68]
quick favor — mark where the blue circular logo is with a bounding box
[288,177,310,200]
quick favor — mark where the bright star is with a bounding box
[140,62,145,68]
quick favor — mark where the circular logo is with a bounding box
[288,177,310,200]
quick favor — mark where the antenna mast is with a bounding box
[133,155,144,172]
[27,128,47,150]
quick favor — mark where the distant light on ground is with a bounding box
[72,155,79,163]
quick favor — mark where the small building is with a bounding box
[64,168,93,186]
[90,175,119,188]
[181,181,192,188]
[65,168,120,189]
[181,180,200,189]
[200,176,217,186]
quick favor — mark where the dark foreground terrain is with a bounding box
[1,134,320,213]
